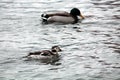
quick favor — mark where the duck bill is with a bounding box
[80,14,85,19]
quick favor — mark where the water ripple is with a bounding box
[0,0,120,80]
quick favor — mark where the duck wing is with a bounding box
[41,50,54,56]
[27,50,54,57]
[28,51,41,56]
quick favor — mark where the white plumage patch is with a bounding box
[28,55,53,60]
[48,16,74,23]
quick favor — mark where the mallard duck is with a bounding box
[25,46,62,61]
[41,8,85,24]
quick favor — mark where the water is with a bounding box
[0,0,120,80]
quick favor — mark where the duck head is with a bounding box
[51,46,62,53]
[70,8,85,19]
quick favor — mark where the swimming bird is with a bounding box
[41,8,85,24]
[25,46,62,61]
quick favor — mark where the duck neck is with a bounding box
[53,52,58,55]
[71,15,78,24]
[51,50,58,55]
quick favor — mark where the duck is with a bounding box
[25,46,62,61]
[41,8,85,24]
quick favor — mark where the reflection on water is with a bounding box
[0,0,120,80]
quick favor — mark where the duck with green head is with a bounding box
[41,8,85,24]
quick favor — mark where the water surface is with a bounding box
[0,0,120,80]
